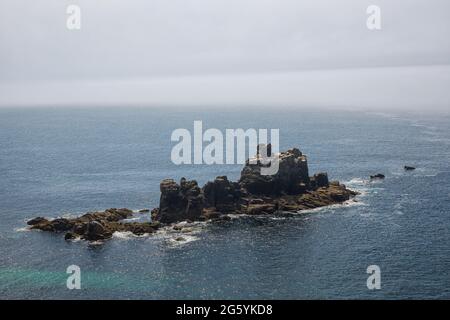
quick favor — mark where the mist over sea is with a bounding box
[0,107,449,299]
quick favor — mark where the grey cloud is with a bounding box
[0,0,449,108]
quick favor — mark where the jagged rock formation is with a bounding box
[28,147,357,241]
[240,148,309,195]
[153,147,357,223]
[28,208,160,241]
[157,178,204,224]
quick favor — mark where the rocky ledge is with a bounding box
[27,208,160,241]
[28,147,357,241]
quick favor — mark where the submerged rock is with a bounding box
[370,174,385,180]
[156,178,204,224]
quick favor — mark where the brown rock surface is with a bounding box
[28,208,159,241]
[154,147,358,222]
[29,147,358,242]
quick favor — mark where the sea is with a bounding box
[0,107,449,299]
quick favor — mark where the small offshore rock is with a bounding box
[27,217,48,226]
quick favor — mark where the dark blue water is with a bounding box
[0,107,449,299]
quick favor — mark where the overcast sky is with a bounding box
[0,0,449,109]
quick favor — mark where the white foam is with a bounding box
[112,231,152,239]
[344,177,367,185]
[341,177,373,198]
[367,179,384,185]
[166,234,200,247]
[132,209,151,214]
[121,217,141,222]
[61,213,84,219]
[88,240,104,246]
[148,220,207,247]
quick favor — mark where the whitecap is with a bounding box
[341,177,374,198]
[287,198,368,217]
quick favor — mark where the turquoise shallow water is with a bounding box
[0,107,449,299]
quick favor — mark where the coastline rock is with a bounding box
[64,232,76,241]
[246,203,277,215]
[156,178,204,224]
[239,148,309,195]
[118,222,159,235]
[313,172,329,188]
[27,217,48,226]
[154,147,357,221]
[203,176,241,213]
[84,221,112,241]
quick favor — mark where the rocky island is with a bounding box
[27,147,358,241]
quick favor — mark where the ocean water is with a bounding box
[0,107,449,299]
